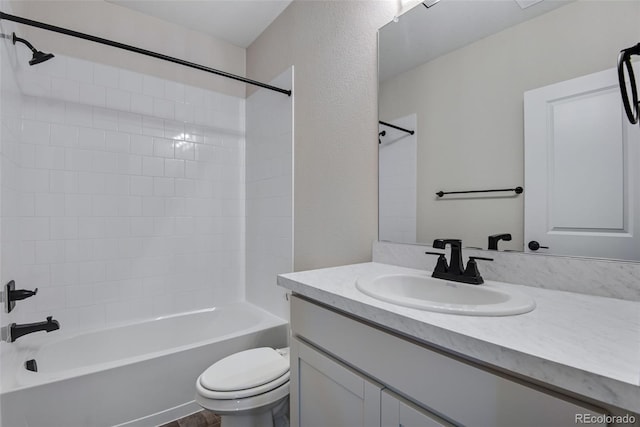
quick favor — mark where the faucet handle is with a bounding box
[426,251,448,274]
[5,281,39,313]
[462,256,493,285]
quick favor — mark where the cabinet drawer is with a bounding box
[291,296,606,427]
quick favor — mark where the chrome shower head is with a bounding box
[12,32,54,66]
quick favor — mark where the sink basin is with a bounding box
[356,274,535,316]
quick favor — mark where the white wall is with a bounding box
[245,67,293,320]
[247,1,397,271]
[6,0,246,97]
[0,46,245,333]
[379,0,640,250]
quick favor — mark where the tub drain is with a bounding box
[25,359,37,372]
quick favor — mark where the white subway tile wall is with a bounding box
[1,23,28,333]
[245,68,293,320]
[1,49,246,332]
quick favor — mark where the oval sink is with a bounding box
[356,274,535,316]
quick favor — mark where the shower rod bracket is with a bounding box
[0,11,291,96]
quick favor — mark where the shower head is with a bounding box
[378,130,386,144]
[28,50,54,66]
[12,32,54,66]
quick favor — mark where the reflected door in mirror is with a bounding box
[524,67,640,260]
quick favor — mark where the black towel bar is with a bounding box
[379,121,414,135]
[436,187,523,198]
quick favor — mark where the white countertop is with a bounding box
[277,262,640,413]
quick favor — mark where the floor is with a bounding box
[160,410,221,427]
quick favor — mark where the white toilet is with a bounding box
[195,347,290,427]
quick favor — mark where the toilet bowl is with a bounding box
[195,347,290,427]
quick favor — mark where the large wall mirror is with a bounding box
[378,0,640,261]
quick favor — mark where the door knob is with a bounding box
[528,241,549,251]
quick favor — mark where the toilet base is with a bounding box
[219,397,289,427]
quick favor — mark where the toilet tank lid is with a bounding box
[199,347,289,392]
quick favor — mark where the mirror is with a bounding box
[378,0,640,260]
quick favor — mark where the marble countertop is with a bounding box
[277,262,640,413]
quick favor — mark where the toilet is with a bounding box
[195,347,290,427]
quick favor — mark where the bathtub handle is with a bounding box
[4,281,38,313]
[11,288,38,301]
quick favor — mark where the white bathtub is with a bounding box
[0,302,288,427]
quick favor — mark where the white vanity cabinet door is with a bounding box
[381,390,455,427]
[290,337,382,427]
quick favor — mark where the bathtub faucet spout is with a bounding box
[4,316,60,342]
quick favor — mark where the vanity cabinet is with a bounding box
[291,337,381,427]
[290,295,607,427]
[291,337,453,427]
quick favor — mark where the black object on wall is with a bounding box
[0,11,291,96]
[528,241,549,251]
[488,233,512,250]
[618,42,640,125]
[378,130,386,144]
[4,280,38,313]
[379,121,415,136]
[11,32,54,65]
[436,186,523,198]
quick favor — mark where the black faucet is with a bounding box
[6,316,60,342]
[433,239,465,275]
[488,233,512,250]
[427,239,493,285]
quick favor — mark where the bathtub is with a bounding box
[0,302,288,427]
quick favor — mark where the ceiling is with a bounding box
[106,0,293,48]
[379,0,573,82]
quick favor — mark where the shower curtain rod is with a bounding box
[0,11,292,97]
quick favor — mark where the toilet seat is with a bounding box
[197,370,290,400]
[197,347,290,400]
[195,380,290,415]
[195,346,291,417]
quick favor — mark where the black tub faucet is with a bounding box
[3,316,60,343]
[488,233,512,250]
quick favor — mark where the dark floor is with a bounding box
[160,410,221,427]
